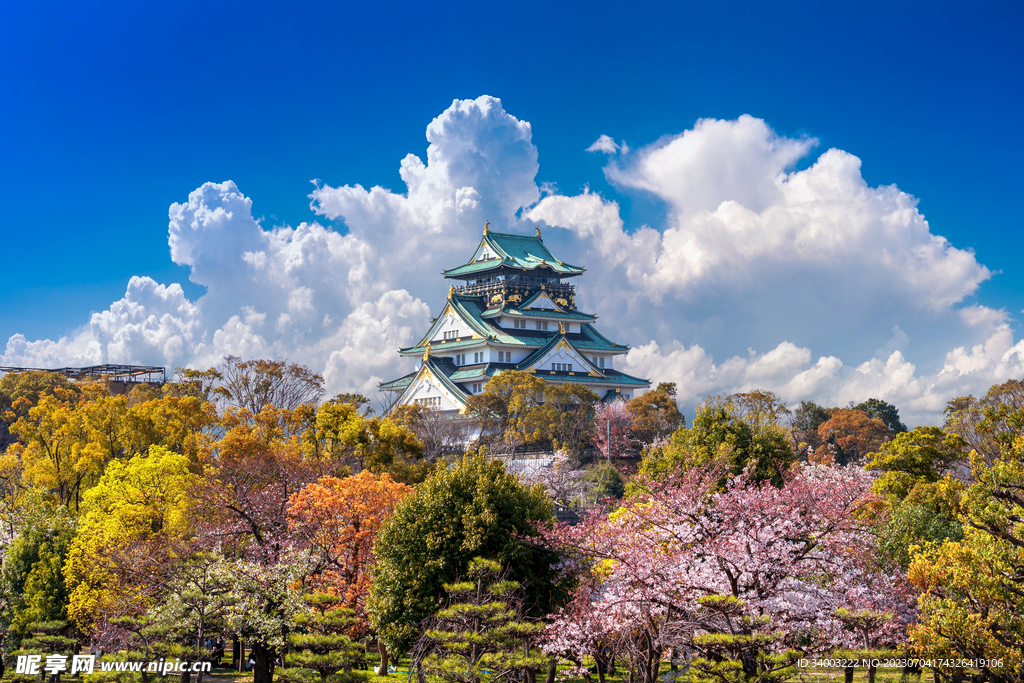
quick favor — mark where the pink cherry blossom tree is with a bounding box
[541,465,916,683]
[593,401,634,459]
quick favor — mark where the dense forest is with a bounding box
[0,357,1021,683]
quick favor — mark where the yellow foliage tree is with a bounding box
[64,446,200,631]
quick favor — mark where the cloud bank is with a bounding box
[4,97,1020,423]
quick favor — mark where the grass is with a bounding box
[203,656,937,683]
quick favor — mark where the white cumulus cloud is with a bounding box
[2,99,1019,424]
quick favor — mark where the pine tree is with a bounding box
[418,558,545,683]
[13,620,76,683]
[282,594,363,683]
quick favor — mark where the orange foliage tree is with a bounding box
[813,408,890,465]
[288,471,413,636]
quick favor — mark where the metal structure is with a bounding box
[0,364,167,384]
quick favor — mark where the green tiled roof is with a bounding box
[517,331,602,375]
[443,231,585,278]
[531,369,651,387]
[400,322,626,356]
[379,372,415,391]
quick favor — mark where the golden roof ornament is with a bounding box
[535,225,542,238]
[558,321,566,335]
[448,284,454,299]
[423,345,431,362]
[483,220,490,235]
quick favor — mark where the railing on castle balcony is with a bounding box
[453,279,576,298]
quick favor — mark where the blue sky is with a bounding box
[2,1,1022,423]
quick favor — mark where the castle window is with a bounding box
[599,357,605,368]
[444,330,458,340]
[513,319,525,329]
[472,383,482,393]
[535,321,549,331]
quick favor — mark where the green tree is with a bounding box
[464,371,546,454]
[852,398,908,433]
[304,400,423,475]
[329,393,373,415]
[907,392,1024,680]
[148,552,236,677]
[728,390,790,433]
[225,560,304,683]
[367,454,558,661]
[14,620,76,683]
[536,384,599,458]
[638,396,795,489]
[864,428,966,573]
[418,558,545,683]
[877,479,964,570]
[908,456,1024,681]
[1,492,77,638]
[690,595,798,683]
[864,426,967,499]
[284,594,363,683]
[583,461,625,501]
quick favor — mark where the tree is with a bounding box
[536,384,599,458]
[542,466,915,683]
[202,407,312,565]
[64,446,201,631]
[814,409,890,466]
[876,477,964,570]
[16,620,76,683]
[330,392,374,415]
[390,403,470,462]
[637,397,795,488]
[864,426,967,500]
[944,378,1024,464]
[625,386,683,447]
[5,389,107,509]
[1,493,76,638]
[852,398,908,434]
[583,461,625,501]
[285,594,363,683]
[367,454,559,663]
[593,401,633,459]
[908,455,1024,681]
[217,356,325,415]
[147,552,236,682]
[305,401,423,475]
[225,560,304,683]
[287,471,412,636]
[523,454,595,508]
[791,400,833,458]
[0,370,80,450]
[464,371,546,453]
[728,389,790,433]
[417,558,545,683]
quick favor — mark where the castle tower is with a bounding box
[379,224,650,411]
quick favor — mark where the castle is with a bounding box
[380,224,650,411]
